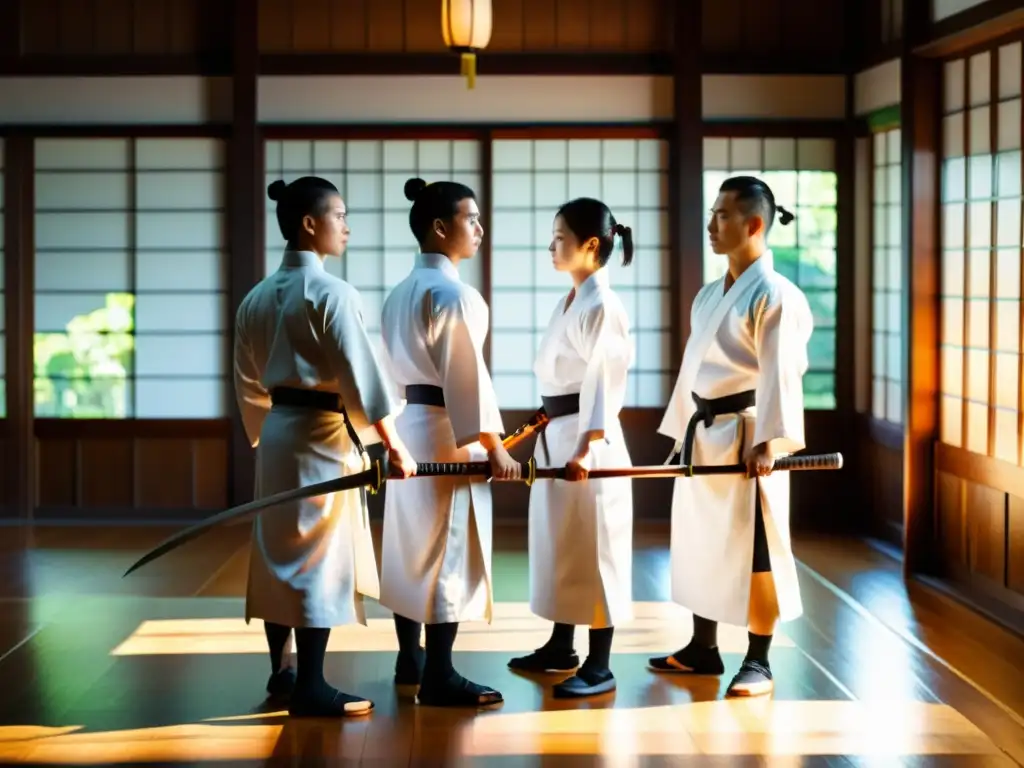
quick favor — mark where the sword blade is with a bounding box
[121,466,383,577]
[122,459,496,577]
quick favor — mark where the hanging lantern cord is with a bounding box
[452,46,478,90]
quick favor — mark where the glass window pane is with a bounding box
[34,138,231,418]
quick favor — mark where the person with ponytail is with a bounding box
[506,197,637,699]
[234,176,416,718]
[378,177,520,709]
[651,175,813,699]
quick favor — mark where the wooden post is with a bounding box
[227,0,262,506]
[901,0,941,576]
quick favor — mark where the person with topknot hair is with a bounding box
[377,176,520,708]
[650,175,813,699]
[234,176,416,718]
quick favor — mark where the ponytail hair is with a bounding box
[556,197,634,268]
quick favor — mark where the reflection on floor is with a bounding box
[0,523,1020,766]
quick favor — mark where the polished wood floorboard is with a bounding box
[0,523,1019,766]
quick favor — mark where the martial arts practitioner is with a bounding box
[234,176,417,717]
[649,176,812,697]
[378,177,521,708]
[506,198,635,698]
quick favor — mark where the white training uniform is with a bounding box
[658,251,813,627]
[528,268,635,628]
[234,250,396,629]
[378,252,505,625]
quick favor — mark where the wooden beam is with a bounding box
[916,1,1024,57]
[0,52,233,76]
[227,0,261,507]
[0,51,851,78]
[0,0,20,58]
[3,135,35,520]
[901,0,941,577]
[668,0,703,367]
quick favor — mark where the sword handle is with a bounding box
[774,452,843,471]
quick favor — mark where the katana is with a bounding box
[122,451,841,577]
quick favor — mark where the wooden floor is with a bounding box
[0,522,1022,766]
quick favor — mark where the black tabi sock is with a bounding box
[264,622,291,674]
[545,622,576,652]
[424,622,459,682]
[745,631,773,666]
[585,627,614,671]
[692,615,719,649]
[393,614,423,655]
[295,627,331,693]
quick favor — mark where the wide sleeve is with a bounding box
[570,302,633,440]
[432,292,505,447]
[232,309,271,448]
[321,287,399,432]
[752,290,812,455]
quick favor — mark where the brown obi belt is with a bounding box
[405,384,446,407]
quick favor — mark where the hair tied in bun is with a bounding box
[404,177,429,202]
[267,180,287,202]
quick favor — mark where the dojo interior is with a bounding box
[1,0,1024,764]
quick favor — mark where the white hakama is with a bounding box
[378,253,505,625]
[234,250,396,629]
[528,268,635,628]
[658,251,814,627]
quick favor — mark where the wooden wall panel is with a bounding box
[0,432,9,513]
[256,0,673,53]
[861,435,904,543]
[1009,495,1024,597]
[32,421,230,519]
[935,444,1024,620]
[18,0,232,58]
[701,0,846,60]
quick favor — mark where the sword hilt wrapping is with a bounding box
[774,452,843,471]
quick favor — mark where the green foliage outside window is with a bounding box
[34,293,135,418]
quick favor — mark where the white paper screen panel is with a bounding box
[871,128,904,425]
[489,138,671,409]
[33,137,229,419]
[702,136,839,411]
[938,42,1024,462]
[263,139,483,351]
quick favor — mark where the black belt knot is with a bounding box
[536,392,582,464]
[681,389,756,465]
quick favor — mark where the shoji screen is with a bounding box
[702,136,839,410]
[263,139,484,351]
[939,42,1023,461]
[33,137,229,419]
[872,126,904,424]
[489,137,672,409]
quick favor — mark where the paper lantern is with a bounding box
[441,0,493,89]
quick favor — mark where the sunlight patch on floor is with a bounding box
[109,601,795,656]
[0,701,1000,763]
[459,700,1003,757]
